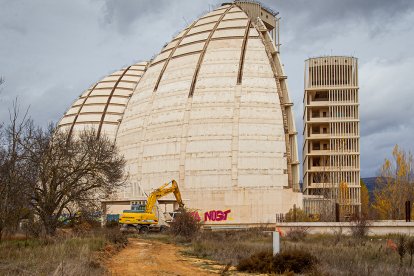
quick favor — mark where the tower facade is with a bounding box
[303,56,360,218]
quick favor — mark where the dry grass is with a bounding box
[181,229,273,265]
[0,228,125,275]
[283,234,414,275]
[143,230,414,275]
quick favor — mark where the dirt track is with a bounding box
[106,238,217,275]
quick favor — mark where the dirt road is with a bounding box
[106,238,218,275]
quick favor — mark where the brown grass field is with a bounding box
[159,229,414,275]
[1,227,414,275]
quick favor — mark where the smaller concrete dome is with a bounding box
[59,62,148,140]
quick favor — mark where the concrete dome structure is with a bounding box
[59,1,302,224]
[59,62,148,140]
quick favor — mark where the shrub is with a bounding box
[237,251,274,273]
[21,220,44,238]
[350,215,370,239]
[73,221,92,235]
[407,237,414,266]
[105,220,119,228]
[104,228,128,247]
[398,235,407,266]
[237,249,318,274]
[285,207,316,222]
[286,227,309,242]
[169,208,201,240]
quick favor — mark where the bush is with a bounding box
[286,227,309,242]
[169,208,201,240]
[398,235,407,266]
[73,221,92,235]
[285,207,316,222]
[237,251,274,273]
[104,228,128,247]
[105,220,119,228]
[21,220,44,238]
[350,215,370,239]
[237,249,318,274]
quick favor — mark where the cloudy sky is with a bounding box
[1,0,413,177]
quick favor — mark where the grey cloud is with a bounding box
[1,0,413,178]
[100,0,223,35]
[360,57,414,137]
[269,0,414,23]
[101,0,172,31]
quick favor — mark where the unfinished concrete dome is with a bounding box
[59,1,301,224]
[59,62,148,141]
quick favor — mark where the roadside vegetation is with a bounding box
[0,91,128,274]
[0,98,125,240]
[146,229,414,275]
[140,211,414,275]
[0,227,127,275]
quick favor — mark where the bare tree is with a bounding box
[0,100,32,241]
[22,127,126,236]
[310,156,336,221]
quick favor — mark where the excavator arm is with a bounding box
[145,180,184,214]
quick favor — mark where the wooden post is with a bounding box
[406,201,411,222]
[335,203,340,222]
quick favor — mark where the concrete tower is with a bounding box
[303,56,360,218]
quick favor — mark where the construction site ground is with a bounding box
[105,237,236,275]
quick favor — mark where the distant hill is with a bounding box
[361,177,377,202]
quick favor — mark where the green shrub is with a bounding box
[237,249,318,274]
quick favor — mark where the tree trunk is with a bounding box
[41,214,57,236]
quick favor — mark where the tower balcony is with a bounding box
[306,165,359,172]
[306,117,330,123]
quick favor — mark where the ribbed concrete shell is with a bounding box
[59,62,148,141]
[115,3,301,223]
[59,3,302,224]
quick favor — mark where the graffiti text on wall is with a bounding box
[191,209,231,222]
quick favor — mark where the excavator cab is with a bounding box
[130,203,146,213]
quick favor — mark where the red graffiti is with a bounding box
[190,211,201,222]
[204,210,231,221]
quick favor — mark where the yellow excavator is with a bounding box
[119,180,184,233]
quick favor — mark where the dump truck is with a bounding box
[118,180,184,233]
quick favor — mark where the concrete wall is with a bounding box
[276,221,414,236]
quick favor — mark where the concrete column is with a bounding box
[273,231,280,255]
